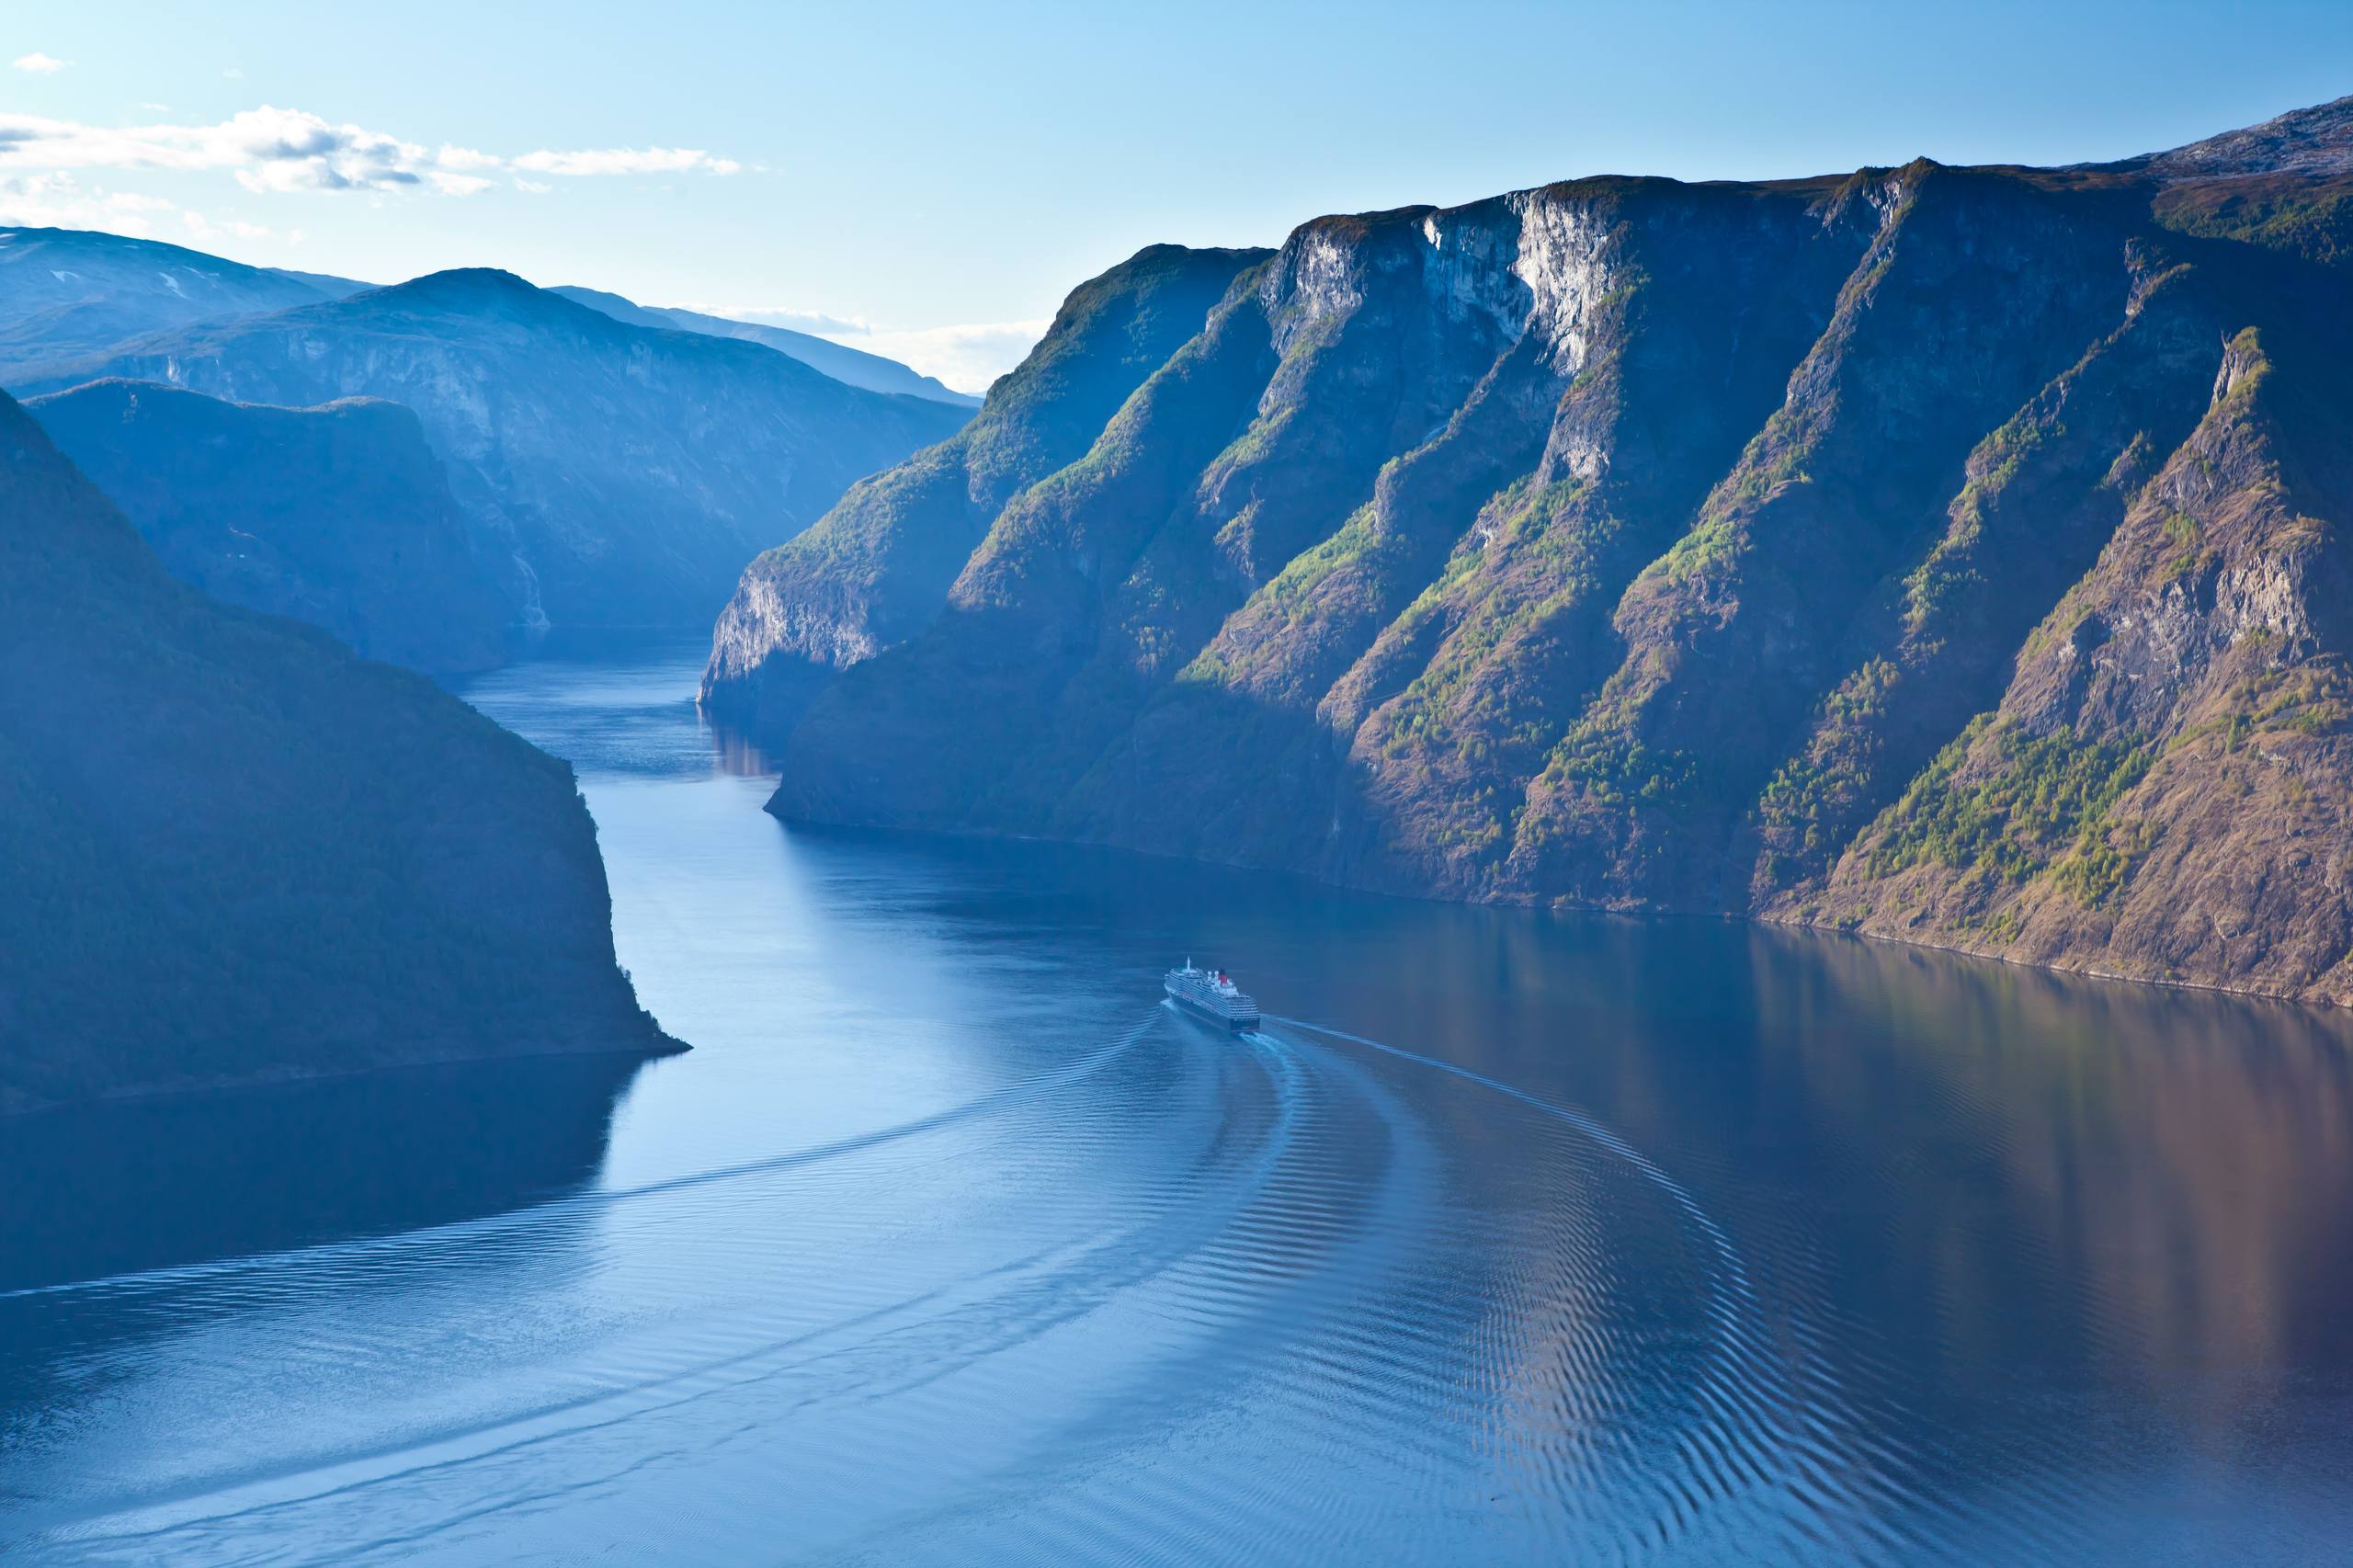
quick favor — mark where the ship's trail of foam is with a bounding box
[1,1015,1164,1303]
[1261,1015,1753,1316]
[1258,1014,1816,1529]
[6,1009,1316,1554]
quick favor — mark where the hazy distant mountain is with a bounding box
[30,380,508,674]
[549,284,981,406]
[708,97,2353,1009]
[0,388,673,1112]
[47,269,972,628]
[262,265,375,299]
[0,226,333,387]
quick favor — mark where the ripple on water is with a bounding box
[6,1002,1872,1566]
[10,641,2349,1565]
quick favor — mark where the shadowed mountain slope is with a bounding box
[711,98,2353,1007]
[33,268,971,629]
[700,244,1270,739]
[29,379,508,674]
[0,390,675,1112]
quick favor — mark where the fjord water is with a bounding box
[5,639,2350,1565]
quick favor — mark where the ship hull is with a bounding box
[1165,986,1258,1033]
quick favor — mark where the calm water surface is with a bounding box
[4,636,2350,1564]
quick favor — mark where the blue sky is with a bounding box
[5,0,2348,391]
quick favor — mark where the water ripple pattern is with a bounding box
[6,638,2348,1566]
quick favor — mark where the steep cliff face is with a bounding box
[28,380,508,674]
[1803,309,2353,1002]
[0,391,675,1112]
[717,98,2353,1006]
[1089,177,1879,880]
[39,269,970,629]
[699,244,1267,738]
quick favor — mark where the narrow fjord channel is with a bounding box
[5,635,2349,1565]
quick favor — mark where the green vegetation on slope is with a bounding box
[733,101,2353,1006]
[1863,719,2153,898]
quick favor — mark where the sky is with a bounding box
[4,1,2349,393]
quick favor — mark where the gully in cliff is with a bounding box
[1165,960,1261,1032]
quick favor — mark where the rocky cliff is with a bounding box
[34,268,971,629]
[700,244,1270,738]
[0,390,676,1112]
[710,97,2353,1006]
[28,380,508,674]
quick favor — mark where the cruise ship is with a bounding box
[1165,960,1259,1032]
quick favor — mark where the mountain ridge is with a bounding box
[38,267,972,629]
[0,227,975,409]
[0,225,332,387]
[709,96,2353,1008]
[549,284,981,406]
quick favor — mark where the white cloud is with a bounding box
[839,321,1045,392]
[13,53,68,74]
[688,303,870,337]
[512,145,737,177]
[222,67,243,80]
[0,172,107,226]
[0,174,277,250]
[0,172,170,235]
[0,107,745,210]
[183,209,270,240]
[0,106,434,193]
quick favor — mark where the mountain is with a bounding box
[40,269,973,628]
[2103,95,2353,267]
[0,226,334,387]
[262,265,375,299]
[0,389,675,1112]
[702,244,1270,738]
[2126,93,2353,180]
[28,380,508,674]
[707,98,2353,1008]
[550,285,981,406]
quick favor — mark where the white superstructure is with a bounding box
[1165,960,1259,1031]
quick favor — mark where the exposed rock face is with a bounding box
[37,268,970,629]
[715,99,2353,1007]
[699,244,1268,737]
[28,380,508,674]
[1808,315,2353,1000]
[2128,93,2353,181]
[0,390,676,1113]
[2127,96,2353,268]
